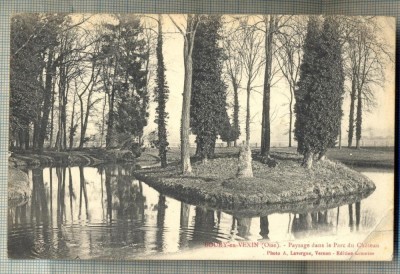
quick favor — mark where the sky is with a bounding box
[83,14,396,147]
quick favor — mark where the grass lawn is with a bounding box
[325,147,394,169]
[272,146,394,169]
[144,145,394,170]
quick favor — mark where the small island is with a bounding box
[134,148,377,208]
[8,146,388,207]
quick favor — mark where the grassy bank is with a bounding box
[260,146,394,170]
[8,146,388,207]
[8,167,30,205]
[325,147,394,169]
[135,150,376,209]
[9,148,143,168]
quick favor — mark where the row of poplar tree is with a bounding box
[10,14,391,171]
[170,14,391,173]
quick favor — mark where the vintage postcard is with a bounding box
[8,13,395,260]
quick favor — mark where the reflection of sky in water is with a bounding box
[8,166,393,260]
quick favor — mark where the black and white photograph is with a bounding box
[8,13,395,260]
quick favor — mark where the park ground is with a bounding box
[147,146,394,170]
[134,146,384,207]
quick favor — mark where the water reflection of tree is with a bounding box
[179,202,190,249]
[260,216,270,240]
[68,167,76,222]
[8,201,28,226]
[78,166,89,219]
[104,166,113,222]
[9,168,70,259]
[191,206,219,245]
[49,167,53,224]
[291,210,335,239]
[155,194,166,251]
[115,166,146,221]
[101,165,147,251]
[56,167,66,226]
[236,217,252,240]
[31,168,49,224]
[348,202,361,231]
[229,217,252,240]
[291,213,312,238]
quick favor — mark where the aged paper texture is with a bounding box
[8,14,395,261]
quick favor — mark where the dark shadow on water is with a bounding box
[7,164,381,259]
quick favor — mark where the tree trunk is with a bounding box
[237,145,253,178]
[233,82,239,147]
[195,135,201,156]
[260,16,275,157]
[69,92,76,150]
[78,91,92,149]
[58,61,68,152]
[78,95,85,149]
[32,121,39,150]
[17,129,23,149]
[302,151,314,169]
[106,89,115,148]
[348,77,356,148]
[82,105,91,149]
[38,48,55,151]
[238,79,254,178]
[209,136,216,158]
[180,39,193,174]
[100,93,107,147]
[49,77,56,148]
[289,86,294,148]
[62,87,68,151]
[245,80,251,146]
[24,126,30,150]
[55,130,60,151]
[355,85,362,149]
[318,150,326,161]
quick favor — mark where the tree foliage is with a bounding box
[340,18,392,148]
[219,109,237,146]
[191,15,227,160]
[10,14,65,150]
[154,15,169,167]
[294,16,344,168]
[10,14,45,138]
[223,22,243,147]
[99,15,149,147]
[275,16,306,148]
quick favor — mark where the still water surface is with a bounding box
[8,165,392,259]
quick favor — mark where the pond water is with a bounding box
[8,165,393,260]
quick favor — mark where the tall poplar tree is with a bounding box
[154,14,169,167]
[294,16,344,168]
[191,15,226,161]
